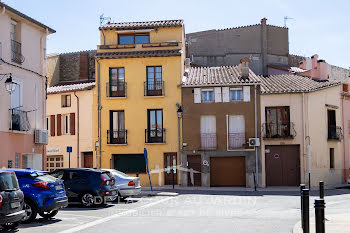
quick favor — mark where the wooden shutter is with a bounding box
[222,87,230,102]
[50,115,55,136]
[194,88,201,103]
[243,86,251,102]
[57,114,62,136]
[214,87,222,102]
[70,113,75,135]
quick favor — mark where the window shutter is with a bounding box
[243,86,251,102]
[222,87,229,102]
[214,87,222,102]
[70,113,75,135]
[57,114,62,136]
[50,115,55,136]
[194,88,201,103]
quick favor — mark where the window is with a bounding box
[147,109,164,143]
[230,88,243,102]
[109,68,125,97]
[146,66,163,96]
[265,106,291,138]
[62,114,70,135]
[113,154,146,173]
[118,34,149,45]
[10,20,23,64]
[201,89,214,103]
[327,109,339,140]
[109,110,126,144]
[228,115,245,149]
[200,115,216,149]
[15,154,19,168]
[61,95,71,107]
[330,148,335,169]
[46,117,50,136]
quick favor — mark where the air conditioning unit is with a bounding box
[248,138,260,147]
[35,129,48,145]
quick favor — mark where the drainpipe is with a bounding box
[74,91,80,168]
[254,84,258,189]
[96,59,102,168]
[342,94,346,183]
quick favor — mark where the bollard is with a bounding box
[300,184,306,229]
[314,199,325,233]
[319,181,324,199]
[302,189,310,233]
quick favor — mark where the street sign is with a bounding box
[67,146,72,153]
[144,148,153,192]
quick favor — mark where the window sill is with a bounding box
[106,143,128,146]
[144,96,165,99]
[145,142,166,145]
[106,97,127,100]
[8,130,30,135]
[263,136,294,140]
[227,148,255,152]
[61,106,71,108]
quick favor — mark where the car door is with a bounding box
[63,171,89,202]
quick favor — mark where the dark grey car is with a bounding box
[0,170,25,230]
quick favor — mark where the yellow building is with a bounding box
[94,20,185,186]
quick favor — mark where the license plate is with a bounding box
[10,202,20,209]
[55,185,62,190]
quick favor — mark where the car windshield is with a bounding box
[112,170,129,178]
[0,172,20,191]
[30,172,57,182]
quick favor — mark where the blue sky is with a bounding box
[4,0,350,69]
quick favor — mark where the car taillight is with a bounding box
[101,175,107,185]
[128,181,135,186]
[0,194,2,207]
[32,181,50,190]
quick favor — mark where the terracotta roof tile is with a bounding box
[95,49,181,58]
[100,19,183,30]
[47,82,95,94]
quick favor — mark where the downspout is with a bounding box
[74,91,80,168]
[97,59,102,168]
[254,84,258,189]
[342,94,346,183]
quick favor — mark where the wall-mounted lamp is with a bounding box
[5,75,16,93]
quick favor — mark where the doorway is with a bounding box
[164,153,177,185]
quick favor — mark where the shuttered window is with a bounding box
[194,88,201,103]
[228,115,245,149]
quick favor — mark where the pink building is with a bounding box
[0,2,55,169]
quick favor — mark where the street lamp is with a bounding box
[5,75,16,93]
[177,106,183,118]
[176,104,183,188]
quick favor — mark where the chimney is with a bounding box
[317,59,328,80]
[184,58,190,72]
[299,60,307,70]
[311,54,319,70]
[261,18,267,25]
[239,57,250,79]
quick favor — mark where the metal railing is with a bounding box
[200,133,217,150]
[328,125,343,140]
[107,130,127,144]
[11,40,25,64]
[10,108,30,131]
[106,82,127,97]
[145,128,166,143]
[228,133,245,149]
[262,122,296,138]
[144,81,164,96]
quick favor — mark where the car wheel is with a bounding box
[1,220,20,230]
[22,200,37,223]
[80,193,94,207]
[39,210,59,219]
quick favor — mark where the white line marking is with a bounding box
[58,196,175,233]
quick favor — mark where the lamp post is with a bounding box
[176,104,183,187]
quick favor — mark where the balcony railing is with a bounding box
[11,40,25,64]
[107,130,127,144]
[145,128,166,143]
[228,133,245,149]
[200,133,217,150]
[106,82,127,97]
[328,126,343,140]
[10,108,30,131]
[262,122,296,139]
[144,81,164,96]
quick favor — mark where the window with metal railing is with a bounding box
[10,108,30,131]
[107,81,126,97]
[145,66,164,96]
[107,129,127,144]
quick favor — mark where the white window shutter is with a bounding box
[214,87,222,102]
[222,87,229,102]
[194,88,201,103]
[243,86,250,102]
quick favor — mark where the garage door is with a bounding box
[265,145,300,186]
[210,157,246,187]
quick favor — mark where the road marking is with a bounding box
[58,196,175,233]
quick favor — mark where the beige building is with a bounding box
[260,74,343,187]
[46,82,95,171]
[0,2,55,169]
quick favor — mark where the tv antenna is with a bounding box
[100,14,111,25]
[284,16,294,27]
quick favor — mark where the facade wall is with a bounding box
[342,95,350,181]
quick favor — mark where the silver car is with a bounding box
[103,169,141,199]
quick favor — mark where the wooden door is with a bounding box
[187,155,201,186]
[164,153,177,185]
[84,152,93,168]
[265,145,300,186]
[210,157,246,186]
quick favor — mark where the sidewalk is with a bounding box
[293,213,350,233]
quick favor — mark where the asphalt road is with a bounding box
[2,188,350,233]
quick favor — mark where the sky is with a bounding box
[3,0,350,69]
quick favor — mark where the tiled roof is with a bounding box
[47,82,95,94]
[182,66,261,87]
[267,64,306,73]
[100,19,183,30]
[260,75,341,94]
[95,49,181,58]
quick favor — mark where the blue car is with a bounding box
[6,169,68,223]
